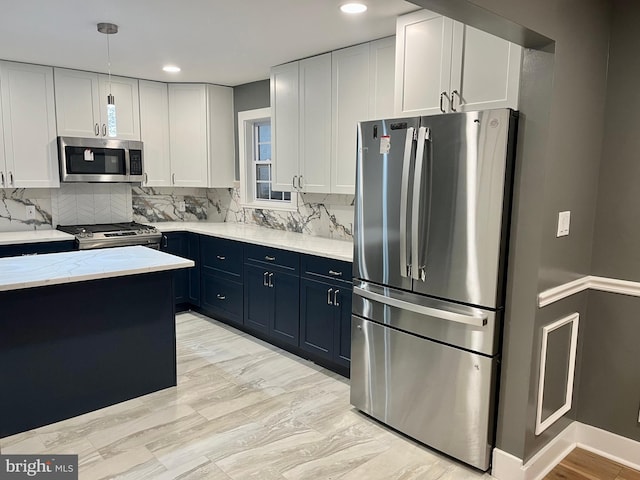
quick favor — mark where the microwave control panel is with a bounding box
[130,150,143,175]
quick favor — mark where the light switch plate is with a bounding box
[557,211,570,237]
[178,201,186,213]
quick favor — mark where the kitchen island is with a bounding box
[0,246,194,437]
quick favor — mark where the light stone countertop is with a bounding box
[151,222,354,262]
[0,229,75,246]
[0,245,194,292]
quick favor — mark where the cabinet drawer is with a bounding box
[244,244,299,273]
[200,235,243,278]
[201,271,243,327]
[302,255,352,285]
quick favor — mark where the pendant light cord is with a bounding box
[106,33,112,94]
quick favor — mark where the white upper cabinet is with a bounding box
[0,61,59,188]
[271,54,332,194]
[139,80,171,187]
[168,83,235,188]
[395,9,521,116]
[331,43,370,195]
[271,62,299,192]
[369,36,396,120]
[54,68,140,140]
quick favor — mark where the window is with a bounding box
[238,108,295,209]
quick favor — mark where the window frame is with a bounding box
[238,107,296,211]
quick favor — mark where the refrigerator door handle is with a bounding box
[353,286,488,327]
[399,127,415,278]
[411,126,430,281]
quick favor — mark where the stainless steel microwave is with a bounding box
[58,136,144,183]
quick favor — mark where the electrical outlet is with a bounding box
[178,201,186,212]
[26,205,36,220]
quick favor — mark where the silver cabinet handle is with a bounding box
[102,124,107,136]
[162,235,168,248]
[334,289,340,307]
[216,294,226,300]
[172,173,176,185]
[354,286,488,327]
[265,255,276,261]
[399,127,414,278]
[95,123,100,136]
[299,175,303,189]
[0,171,4,187]
[451,90,461,112]
[327,288,333,305]
[268,272,274,288]
[144,172,148,185]
[292,175,297,189]
[328,270,342,277]
[8,171,14,186]
[216,255,226,260]
[439,91,449,113]
[263,272,269,286]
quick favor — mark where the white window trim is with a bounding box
[238,108,297,212]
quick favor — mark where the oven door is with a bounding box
[59,137,130,182]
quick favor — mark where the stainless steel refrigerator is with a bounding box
[350,108,518,471]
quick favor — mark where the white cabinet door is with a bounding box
[0,62,58,188]
[299,53,331,193]
[369,36,396,120]
[206,84,235,188]
[332,44,370,195]
[395,10,454,116]
[450,23,522,112]
[98,75,140,140]
[168,84,209,187]
[54,68,101,138]
[271,62,299,192]
[139,80,171,187]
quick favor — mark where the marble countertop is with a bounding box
[0,229,75,246]
[0,246,194,292]
[151,222,354,262]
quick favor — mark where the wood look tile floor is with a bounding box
[544,448,640,480]
[0,311,493,480]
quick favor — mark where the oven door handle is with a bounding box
[353,286,487,327]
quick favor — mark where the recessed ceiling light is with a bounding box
[340,3,367,14]
[162,65,181,73]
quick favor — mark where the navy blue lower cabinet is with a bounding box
[300,277,352,367]
[161,232,189,305]
[0,240,75,258]
[271,270,300,347]
[243,263,271,336]
[201,270,243,327]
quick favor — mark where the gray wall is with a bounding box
[411,0,611,462]
[581,0,640,443]
[232,79,270,179]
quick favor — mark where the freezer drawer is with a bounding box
[350,315,497,471]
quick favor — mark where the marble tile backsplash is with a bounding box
[1,185,354,241]
[0,189,53,232]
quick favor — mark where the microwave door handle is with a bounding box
[399,127,415,278]
[411,126,429,281]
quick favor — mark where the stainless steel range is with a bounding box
[57,222,162,250]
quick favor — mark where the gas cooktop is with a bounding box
[57,222,162,250]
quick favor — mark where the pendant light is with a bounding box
[97,22,118,137]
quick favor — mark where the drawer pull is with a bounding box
[216,255,226,260]
[327,288,333,305]
[265,255,276,261]
[328,270,343,277]
[334,289,340,307]
[216,294,226,300]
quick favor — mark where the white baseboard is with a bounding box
[491,422,640,480]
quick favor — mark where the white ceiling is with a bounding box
[0,0,418,86]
